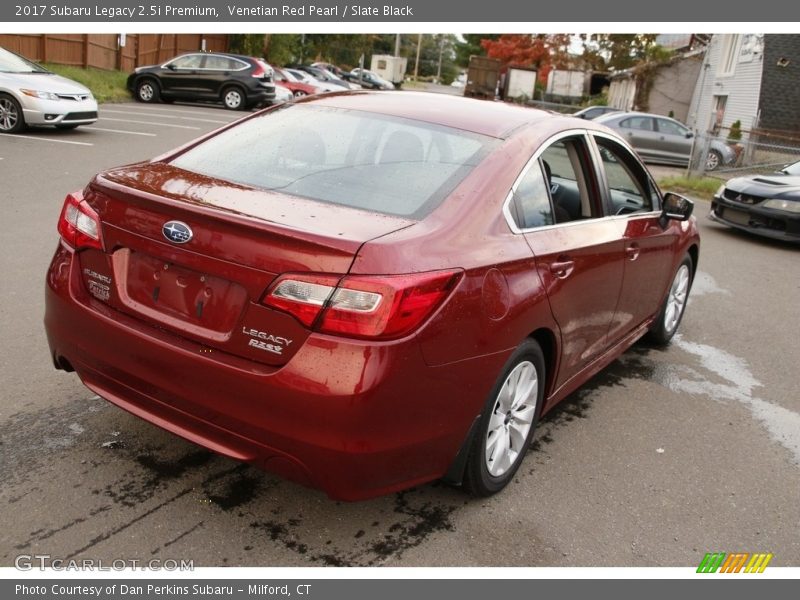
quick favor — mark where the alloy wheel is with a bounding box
[484,361,538,477]
[664,264,690,334]
[0,98,19,132]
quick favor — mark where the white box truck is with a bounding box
[370,55,408,88]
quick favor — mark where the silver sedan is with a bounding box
[0,47,98,133]
[595,111,736,171]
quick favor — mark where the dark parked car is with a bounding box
[126,52,276,110]
[572,106,619,120]
[596,111,737,171]
[710,160,800,242]
[44,92,699,501]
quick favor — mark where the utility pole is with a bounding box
[436,35,445,83]
[395,33,401,57]
[414,33,422,80]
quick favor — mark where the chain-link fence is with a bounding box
[688,126,800,181]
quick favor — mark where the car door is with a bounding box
[589,132,680,343]
[617,116,661,161]
[510,133,625,391]
[654,118,694,165]
[159,54,206,96]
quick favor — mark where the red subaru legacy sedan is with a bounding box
[44,92,699,500]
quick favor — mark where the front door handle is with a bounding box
[626,243,641,261]
[550,258,575,279]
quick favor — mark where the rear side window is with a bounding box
[171,105,495,219]
[656,118,688,137]
[511,161,554,229]
[205,56,245,70]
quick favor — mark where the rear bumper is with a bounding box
[44,244,500,500]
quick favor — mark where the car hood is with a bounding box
[725,174,800,199]
[0,72,92,95]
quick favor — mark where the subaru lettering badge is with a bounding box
[162,221,193,244]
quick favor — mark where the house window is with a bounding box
[717,35,741,76]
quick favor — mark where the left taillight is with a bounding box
[57,192,103,251]
[263,269,462,340]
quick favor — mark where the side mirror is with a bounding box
[685,131,694,138]
[661,192,694,223]
[166,63,177,71]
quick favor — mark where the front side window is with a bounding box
[620,117,654,132]
[594,137,657,214]
[169,55,204,69]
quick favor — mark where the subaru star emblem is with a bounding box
[162,221,193,244]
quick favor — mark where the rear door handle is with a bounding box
[550,258,575,279]
[626,243,641,261]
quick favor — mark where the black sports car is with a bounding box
[710,160,800,242]
[126,52,276,110]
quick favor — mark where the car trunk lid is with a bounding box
[77,162,414,366]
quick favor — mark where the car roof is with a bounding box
[304,91,556,139]
[596,111,686,125]
[175,51,254,62]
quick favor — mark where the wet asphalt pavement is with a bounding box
[1,102,799,568]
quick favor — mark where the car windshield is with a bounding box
[781,160,800,175]
[0,48,50,73]
[171,105,495,219]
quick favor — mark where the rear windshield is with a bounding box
[170,105,495,219]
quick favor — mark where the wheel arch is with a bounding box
[442,326,559,487]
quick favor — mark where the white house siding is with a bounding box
[608,77,636,111]
[648,53,703,123]
[687,34,764,134]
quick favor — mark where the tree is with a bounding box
[455,34,499,66]
[481,34,572,84]
[580,34,658,71]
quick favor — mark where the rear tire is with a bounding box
[222,86,246,110]
[0,94,25,133]
[463,339,545,497]
[135,78,160,103]
[646,254,693,346]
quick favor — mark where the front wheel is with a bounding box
[135,78,160,103]
[646,254,693,345]
[293,90,308,98]
[0,94,25,133]
[463,339,545,496]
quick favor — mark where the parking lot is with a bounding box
[1,101,799,568]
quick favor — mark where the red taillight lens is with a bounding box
[57,192,103,251]
[263,270,462,340]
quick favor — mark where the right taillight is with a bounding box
[57,192,103,251]
[263,269,462,340]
